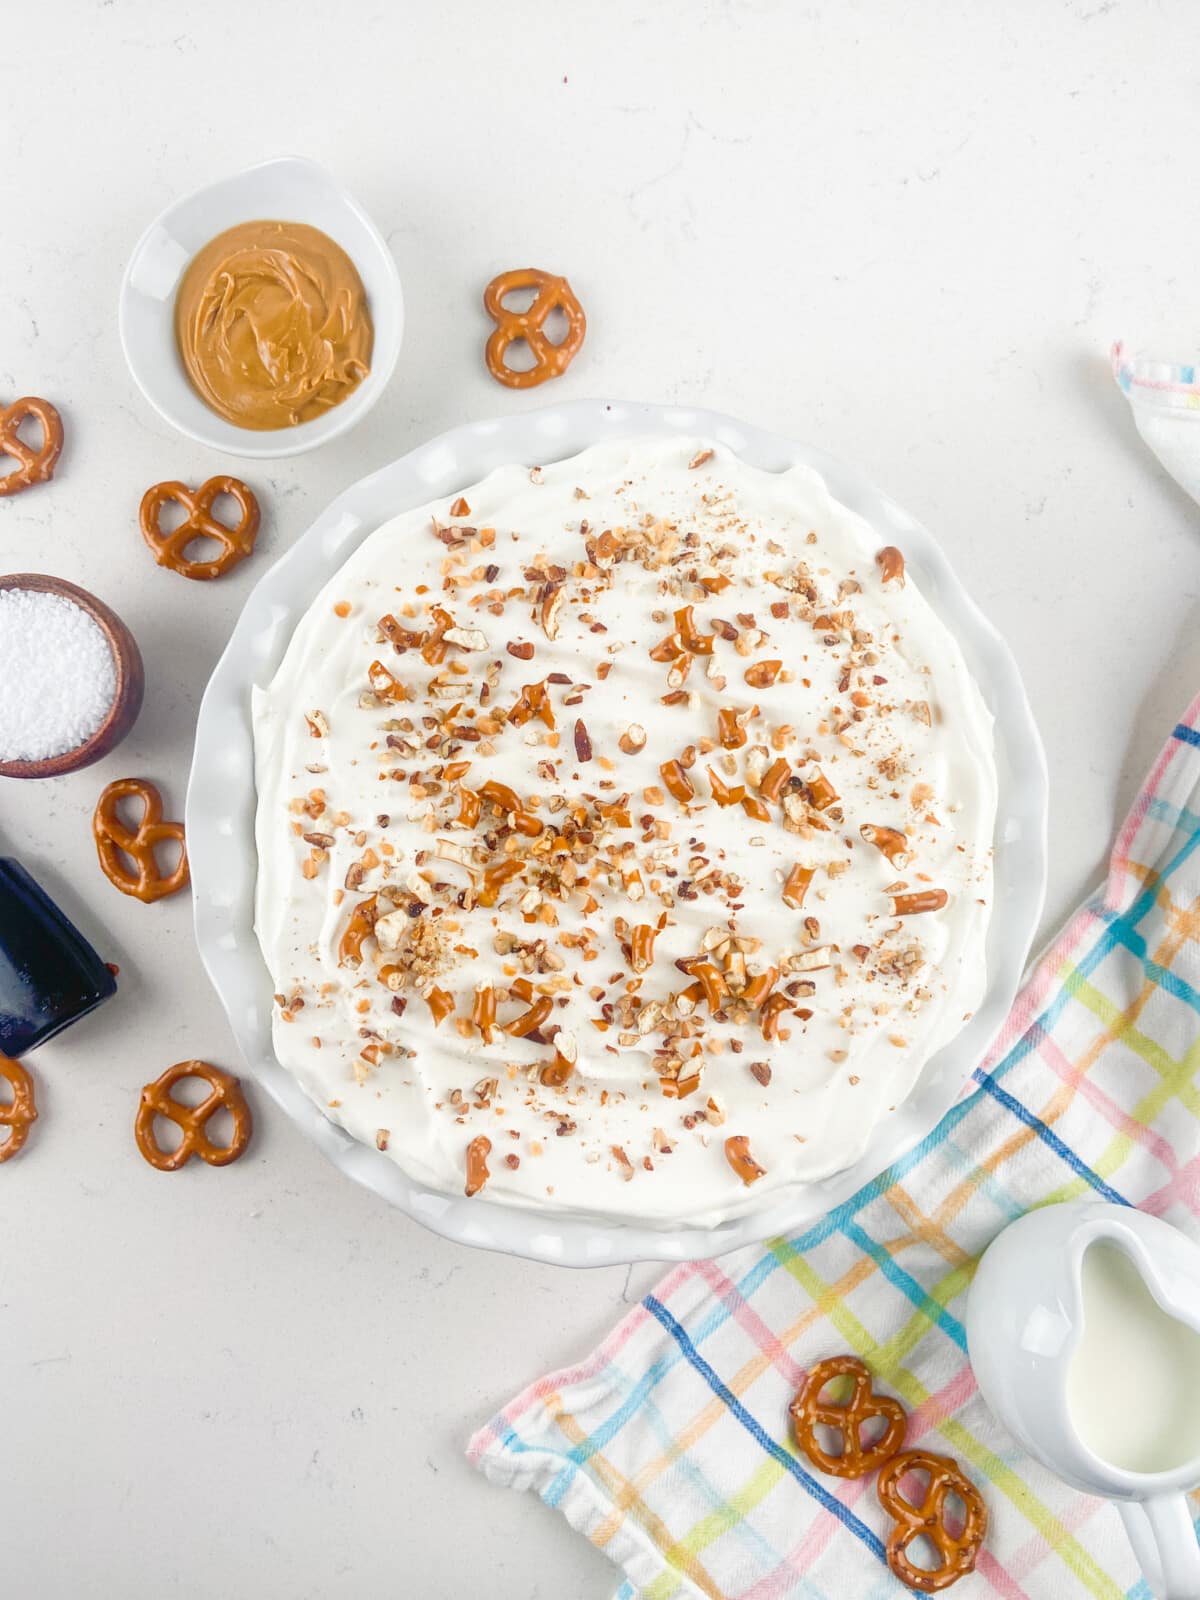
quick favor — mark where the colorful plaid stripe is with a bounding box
[1112,342,1200,411]
[469,692,1200,1598]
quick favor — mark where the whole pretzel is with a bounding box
[135,1060,252,1171]
[789,1355,906,1477]
[0,1055,38,1163]
[93,778,189,903]
[0,397,63,496]
[483,269,586,389]
[139,476,260,580]
[876,1449,988,1592]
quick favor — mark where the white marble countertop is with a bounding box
[3,3,1198,1595]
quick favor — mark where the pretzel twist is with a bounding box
[93,778,189,902]
[876,1448,988,1592]
[789,1355,906,1478]
[135,1060,252,1171]
[0,397,63,496]
[0,1055,38,1163]
[139,476,260,580]
[483,269,586,389]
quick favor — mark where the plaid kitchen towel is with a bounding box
[468,691,1200,1599]
[1112,342,1200,506]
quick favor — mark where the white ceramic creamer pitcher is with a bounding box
[967,1203,1200,1599]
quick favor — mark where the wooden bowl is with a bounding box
[0,574,145,779]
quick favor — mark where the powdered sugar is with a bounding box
[0,589,117,762]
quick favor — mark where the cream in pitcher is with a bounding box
[1067,1241,1200,1477]
[968,1203,1200,1600]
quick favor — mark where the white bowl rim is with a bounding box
[186,399,1049,1266]
[117,154,403,460]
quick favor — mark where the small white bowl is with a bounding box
[118,156,403,460]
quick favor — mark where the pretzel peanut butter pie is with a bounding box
[253,439,996,1224]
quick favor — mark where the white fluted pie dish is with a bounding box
[187,400,1047,1265]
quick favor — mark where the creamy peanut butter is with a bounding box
[175,220,372,431]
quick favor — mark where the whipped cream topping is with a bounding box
[253,438,996,1225]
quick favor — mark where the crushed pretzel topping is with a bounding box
[724,1134,766,1185]
[257,438,996,1222]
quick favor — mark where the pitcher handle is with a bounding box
[1118,1495,1200,1600]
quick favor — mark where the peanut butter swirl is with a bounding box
[174,220,372,431]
